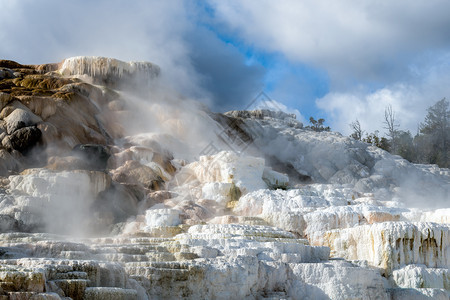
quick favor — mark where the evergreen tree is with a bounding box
[350,98,449,167]
[417,98,450,167]
[362,130,390,151]
[394,130,415,162]
[306,117,330,132]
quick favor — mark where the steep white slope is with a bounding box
[309,222,450,274]
[0,227,389,300]
[392,264,449,290]
[0,57,449,298]
[232,111,450,207]
[59,56,160,84]
[0,170,111,235]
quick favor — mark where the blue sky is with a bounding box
[192,2,331,121]
[1,0,450,135]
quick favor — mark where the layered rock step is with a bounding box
[0,256,133,299]
[0,224,388,299]
[310,221,450,274]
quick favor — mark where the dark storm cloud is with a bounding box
[187,27,265,112]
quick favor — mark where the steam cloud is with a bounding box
[0,0,264,113]
[3,0,450,132]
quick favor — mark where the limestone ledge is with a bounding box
[310,221,450,275]
[58,56,160,88]
[0,224,398,300]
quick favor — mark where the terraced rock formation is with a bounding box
[0,57,448,299]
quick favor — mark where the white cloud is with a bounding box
[207,0,450,135]
[317,59,450,135]
[207,0,450,86]
[2,0,449,133]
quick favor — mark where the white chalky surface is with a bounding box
[0,56,448,299]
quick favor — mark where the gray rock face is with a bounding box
[0,68,15,80]
[4,107,43,135]
[0,149,21,176]
[0,214,20,231]
[3,126,42,153]
[71,144,111,171]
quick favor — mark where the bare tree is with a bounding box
[349,119,363,140]
[384,105,399,153]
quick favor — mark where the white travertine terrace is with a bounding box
[58,56,160,86]
[310,222,450,274]
[0,56,448,299]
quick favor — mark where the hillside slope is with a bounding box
[0,57,448,299]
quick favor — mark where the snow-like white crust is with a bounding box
[0,56,448,298]
[309,222,450,273]
[59,56,160,80]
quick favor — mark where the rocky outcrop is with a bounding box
[0,56,448,299]
[3,104,42,134]
[71,144,111,170]
[0,64,112,169]
[58,56,160,89]
[310,222,450,275]
[225,109,303,129]
[0,67,16,80]
[111,160,166,191]
[0,57,170,234]
[3,125,42,153]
